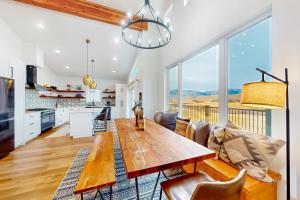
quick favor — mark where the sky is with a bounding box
[168,17,271,93]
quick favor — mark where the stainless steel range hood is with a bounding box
[25,65,47,91]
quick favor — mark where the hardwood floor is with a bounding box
[0,126,94,200]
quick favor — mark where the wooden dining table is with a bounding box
[115,118,215,200]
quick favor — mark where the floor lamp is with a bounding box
[240,68,290,200]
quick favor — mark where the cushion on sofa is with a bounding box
[207,121,240,158]
[219,128,285,182]
[153,112,178,131]
[186,122,210,147]
[175,117,191,136]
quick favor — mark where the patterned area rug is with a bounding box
[52,145,168,200]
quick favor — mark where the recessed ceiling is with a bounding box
[0,0,165,80]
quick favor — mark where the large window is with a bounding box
[182,46,219,123]
[165,16,272,135]
[167,66,179,113]
[227,17,272,135]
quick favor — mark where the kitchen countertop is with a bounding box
[25,106,114,113]
[69,107,113,113]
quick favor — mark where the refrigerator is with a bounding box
[0,76,14,158]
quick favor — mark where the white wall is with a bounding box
[127,49,160,119]
[140,50,160,118]
[272,0,300,199]
[37,65,58,87]
[0,18,23,60]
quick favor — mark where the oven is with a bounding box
[41,109,55,132]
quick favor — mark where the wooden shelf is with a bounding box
[102,97,115,99]
[40,95,85,99]
[46,88,84,93]
[57,90,85,93]
[102,91,115,94]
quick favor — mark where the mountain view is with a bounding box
[169,89,241,97]
[169,89,242,108]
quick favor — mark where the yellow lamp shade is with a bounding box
[89,80,97,89]
[82,74,92,86]
[241,81,287,109]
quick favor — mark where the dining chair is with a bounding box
[93,108,109,134]
[160,169,247,200]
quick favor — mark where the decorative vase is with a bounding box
[137,109,145,130]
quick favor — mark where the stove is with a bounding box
[40,109,55,132]
[27,108,55,132]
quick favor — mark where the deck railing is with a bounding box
[169,104,271,136]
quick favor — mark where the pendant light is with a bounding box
[89,59,97,89]
[82,39,92,86]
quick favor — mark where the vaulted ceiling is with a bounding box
[0,0,166,80]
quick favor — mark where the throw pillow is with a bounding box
[154,112,178,131]
[207,127,225,158]
[207,121,240,158]
[219,128,285,182]
[186,122,210,147]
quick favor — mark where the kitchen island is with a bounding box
[69,107,115,138]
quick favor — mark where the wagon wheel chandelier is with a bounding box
[121,0,172,49]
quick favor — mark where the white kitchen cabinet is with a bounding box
[55,109,65,128]
[9,57,26,147]
[25,112,41,143]
[63,108,73,123]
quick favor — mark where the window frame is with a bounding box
[224,14,272,123]
[165,11,272,126]
[166,64,180,113]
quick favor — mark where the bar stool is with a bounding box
[93,108,109,134]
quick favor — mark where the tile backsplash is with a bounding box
[25,89,85,109]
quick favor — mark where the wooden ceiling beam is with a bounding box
[14,0,147,31]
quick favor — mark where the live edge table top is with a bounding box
[115,118,215,179]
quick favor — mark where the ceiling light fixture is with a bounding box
[36,23,45,29]
[113,57,118,61]
[82,39,93,86]
[115,37,120,44]
[112,70,116,73]
[55,49,61,54]
[65,66,70,69]
[89,59,97,89]
[121,0,172,49]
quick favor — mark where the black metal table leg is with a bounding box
[81,193,84,200]
[194,162,197,173]
[162,171,170,180]
[93,189,104,200]
[98,190,105,200]
[109,185,112,200]
[135,177,140,200]
[94,190,99,200]
[150,172,161,200]
[159,188,163,200]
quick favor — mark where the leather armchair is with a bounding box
[160,169,247,200]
